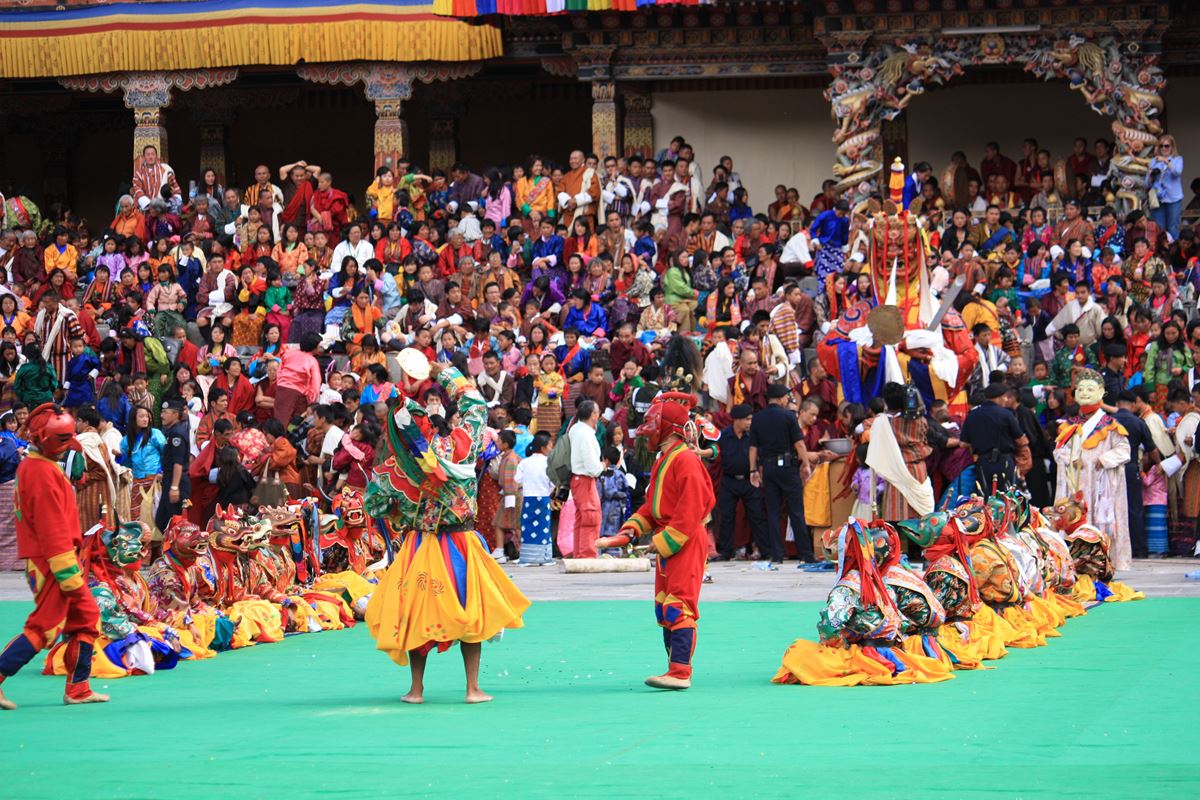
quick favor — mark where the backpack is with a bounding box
[546,421,575,488]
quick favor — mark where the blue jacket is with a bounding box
[121,428,166,479]
[563,302,608,337]
[64,351,100,408]
[809,209,848,249]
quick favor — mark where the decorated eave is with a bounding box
[434,0,712,16]
[0,0,502,79]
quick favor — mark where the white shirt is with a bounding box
[568,420,604,478]
[330,239,375,272]
[515,453,552,498]
[780,231,813,265]
[320,425,344,458]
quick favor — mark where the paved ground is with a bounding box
[3,557,1197,602]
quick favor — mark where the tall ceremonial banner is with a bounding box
[0,0,501,79]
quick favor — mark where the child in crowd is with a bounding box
[514,431,554,566]
[597,446,631,556]
[62,336,100,410]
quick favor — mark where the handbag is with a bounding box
[254,460,289,508]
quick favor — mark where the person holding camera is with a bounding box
[1148,135,1184,240]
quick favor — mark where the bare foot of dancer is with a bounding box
[0,688,16,711]
[403,649,426,704]
[63,691,110,705]
[461,642,491,703]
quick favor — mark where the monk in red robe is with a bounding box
[309,172,349,240]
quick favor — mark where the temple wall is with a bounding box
[907,80,1119,181]
[1165,76,1200,193]
[650,87,834,209]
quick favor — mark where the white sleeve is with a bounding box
[573,191,592,207]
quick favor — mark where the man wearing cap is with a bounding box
[960,383,1029,494]
[1114,390,1157,559]
[748,383,814,566]
[156,400,191,547]
[0,404,108,709]
[1100,345,1129,404]
[713,404,767,561]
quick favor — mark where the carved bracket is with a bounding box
[60,68,239,109]
[296,61,483,101]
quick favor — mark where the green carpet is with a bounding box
[0,599,1196,799]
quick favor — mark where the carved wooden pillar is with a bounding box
[373,97,410,174]
[362,68,414,173]
[622,87,653,158]
[590,81,618,161]
[573,44,620,160]
[132,105,169,162]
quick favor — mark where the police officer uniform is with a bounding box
[156,399,192,534]
[748,384,814,563]
[714,404,768,560]
[1114,392,1154,558]
[960,383,1025,493]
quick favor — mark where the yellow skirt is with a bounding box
[936,620,1001,669]
[176,611,219,659]
[1105,580,1145,602]
[999,605,1047,648]
[772,639,953,686]
[1049,591,1087,618]
[1072,574,1145,604]
[1024,594,1065,637]
[899,635,957,679]
[44,623,198,678]
[313,569,378,614]
[227,599,285,648]
[953,605,1011,661]
[365,529,531,667]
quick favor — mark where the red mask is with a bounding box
[25,403,80,459]
[635,392,695,450]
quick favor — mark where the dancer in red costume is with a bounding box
[616,392,715,690]
[0,404,109,710]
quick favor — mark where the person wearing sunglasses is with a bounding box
[1148,135,1184,240]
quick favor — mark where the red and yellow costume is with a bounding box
[619,392,715,687]
[0,404,105,707]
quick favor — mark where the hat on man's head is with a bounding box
[984,382,1008,399]
[731,403,753,420]
[161,398,186,413]
[766,383,791,400]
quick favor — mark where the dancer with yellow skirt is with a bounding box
[365,354,530,704]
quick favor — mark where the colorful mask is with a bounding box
[103,521,146,567]
[25,403,80,458]
[164,516,207,562]
[635,391,695,450]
